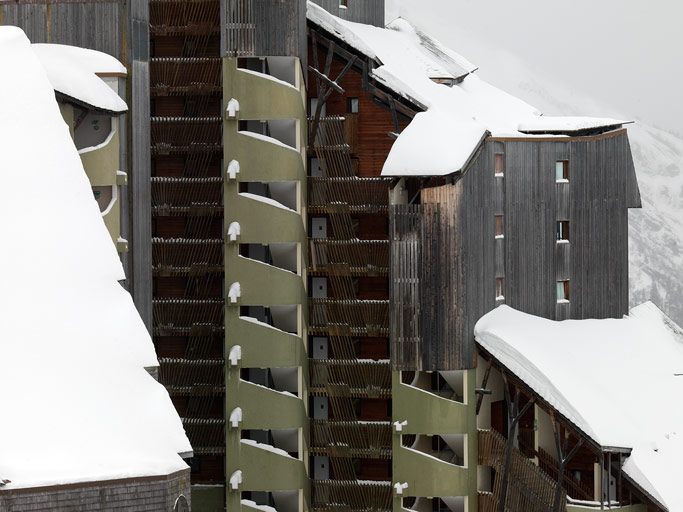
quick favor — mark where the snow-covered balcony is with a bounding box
[309,299,390,336]
[311,419,392,459]
[226,314,305,369]
[312,480,392,512]
[308,176,392,214]
[401,496,468,512]
[241,491,300,512]
[227,254,305,306]
[309,239,389,275]
[225,56,306,121]
[392,370,472,435]
[309,359,391,397]
[225,129,306,182]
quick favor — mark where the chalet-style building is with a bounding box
[0,26,191,511]
[2,1,680,512]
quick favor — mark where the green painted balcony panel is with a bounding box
[393,445,471,498]
[236,379,305,430]
[227,254,305,305]
[227,192,306,243]
[225,130,306,182]
[79,120,120,186]
[393,382,470,434]
[566,505,645,512]
[227,314,305,368]
[224,58,306,121]
[239,439,307,491]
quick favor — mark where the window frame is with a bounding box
[494,153,505,177]
[555,160,570,182]
[348,97,360,114]
[556,280,570,302]
[556,220,570,243]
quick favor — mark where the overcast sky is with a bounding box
[386,0,683,135]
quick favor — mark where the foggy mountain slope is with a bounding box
[386,5,683,323]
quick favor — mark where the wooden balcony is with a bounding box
[308,176,391,214]
[309,239,389,275]
[152,237,223,276]
[150,57,222,96]
[183,417,225,449]
[478,429,562,512]
[311,420,391,459]
[152,298,224,335]
[309,299,389,336]
[149,0,220,37]
[151,116,222,155]
[311,480,391,512]
[310,359,391,397]
[158,357,224,387]
[151,176,222,211]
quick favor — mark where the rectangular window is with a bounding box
[494,153,504,176]
[556,221,570,242]
[348,97,359,114]
[555,160,569,182]
[495,215,504,238]
[556,280,570,302]
[496,278,505,300]
[340,0,348,7]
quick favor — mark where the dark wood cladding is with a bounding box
[223,0,306,58]
[391,131,638,371]
[309,0,385,27]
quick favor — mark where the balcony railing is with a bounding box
[311,420,391,458]
[310,359,391,397]
[151,116,222,154]
[158,357,224,387]
[309,177,391,213]
[149,0,220,36]
[150,57,222,95]
[309,239,389,274]
[478,429,562,512]
[152,237,223,275]
[153,298,224,335]
[312,480,392,512]
[309,299,389,336]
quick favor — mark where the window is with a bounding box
[340,0,348,7]
[556,280,570,302]
[348,97,359,114]
[496,278,505,300]
[495,215,504,238]
[556,221,570,242]
[555,160,569,182]
[494,153,505,176]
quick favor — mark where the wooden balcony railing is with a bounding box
[158,357,224,387]
[309,176,391,213]
[537,447,594,502]
[309,299,389,336]
[310,359,391,397]
[149,0,220,33]
[312,480,392,512]
[151,116,222,154]
[478,429,563,512]
[152,237,223,275]
[153,298,224,335]
[182,417,225,449]
[311,420,391,458]
[150,57,222,95]
[309,239,389,274]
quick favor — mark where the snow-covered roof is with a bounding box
[306,2,629,177]
[0,26,189,489]
[474,303,683,511]
[518,116,631,135]
[32,43,128,113]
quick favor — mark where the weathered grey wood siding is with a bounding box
[0,1,126,61]
[129,0,152,330]
[390,130,637,371]
[309,0,385,27]
[223,0,306,58]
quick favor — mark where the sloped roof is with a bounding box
[32,43,128,113]
[474,302,683,511]
[307,2,630,177]
[0,26,189,489]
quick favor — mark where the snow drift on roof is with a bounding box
[307,3,630,177]
[518,116,629,135]
[32,43,128,113]
[0,26,189,489]
[474,303,683,510]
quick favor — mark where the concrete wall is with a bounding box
[0,469,191,512]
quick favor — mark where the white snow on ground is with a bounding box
[475,303,683,510]
[32,43,128,113]
[307,2,628,177]
[0,27,190,488]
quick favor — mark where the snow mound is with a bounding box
[474,303,683,510]
[0,26,189,489]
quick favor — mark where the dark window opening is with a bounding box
[494,153,505,175]
[555,160,569,181]
[495,215,504,237]
[496,278,504,300]
[557,221,570,242]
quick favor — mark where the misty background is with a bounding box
[385,0,683,323]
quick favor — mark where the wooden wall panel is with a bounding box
[309,0,385,27]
